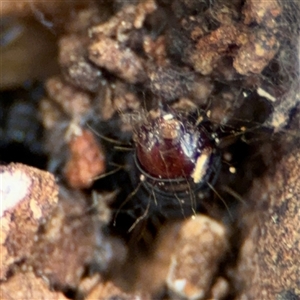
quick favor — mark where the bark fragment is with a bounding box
[64,129,106,189]
[236,148,300,299]
[166,215,228,299]
[0,271,68,300]
[0,163,58,280]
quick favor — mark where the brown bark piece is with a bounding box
[89,36,147,84]
[89,1,157,41]
[88,4,137,40]
[233,29,279,75]
[0,163,58,280]
[187,25,241,75]
[166,215,228,299]
[243,0,282,28]
[0,271,68,300]
[237,149,300,299]
[64,129,106,189]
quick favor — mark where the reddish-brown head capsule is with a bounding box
[134,111,219,189]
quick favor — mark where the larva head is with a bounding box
[133,111,218,185]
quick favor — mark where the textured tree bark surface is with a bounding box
[237,146,300,299]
